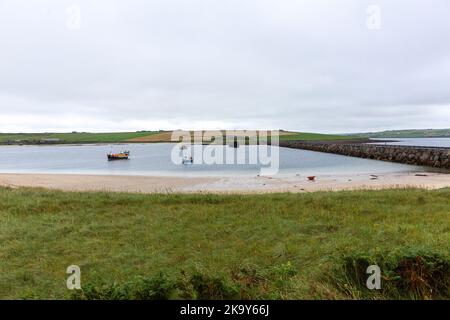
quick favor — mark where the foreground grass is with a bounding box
[0,187,448,299]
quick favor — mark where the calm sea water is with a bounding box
[0,143,429,177]
[370,137,450,148]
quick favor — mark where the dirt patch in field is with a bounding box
[127,131,173,142]
[127,130,298,143]
[276,131,298,136]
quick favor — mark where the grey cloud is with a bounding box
[0,0,449,133]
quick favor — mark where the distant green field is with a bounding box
[0,130,359,145]
[0,187,448,299]
[0,131,159,144]
[354,129,450,139]
[278,132,356,141]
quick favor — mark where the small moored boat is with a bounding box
[182,155,193,164]
[107,150,130,160]
[229,140,239,148]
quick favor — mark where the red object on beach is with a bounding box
[307,176,316,181]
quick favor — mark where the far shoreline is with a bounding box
[0,138,379,147]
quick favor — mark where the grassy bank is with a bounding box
[0,131,159,144]
[0,130,358,145]
[353,128,450,139]
[0,187,448,299]
[278,132,353,141]
[129,130,354,143]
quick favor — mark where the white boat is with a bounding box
[182,156,193,164]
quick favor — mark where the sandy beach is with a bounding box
[0,171,449,194]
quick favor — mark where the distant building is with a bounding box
[39,138,61,144]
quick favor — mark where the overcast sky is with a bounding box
[0,0,449,133]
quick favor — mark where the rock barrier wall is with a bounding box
[280,141,450,169]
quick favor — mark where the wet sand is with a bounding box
[0,172,448,194]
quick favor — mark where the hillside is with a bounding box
[0,130,356,145]
[0,131,160,144]
[130,130,354,143]
[352,128,450,138]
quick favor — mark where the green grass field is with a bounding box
[0,131,159,144]
[0,187,448,299]
[278,132,354,141]
[0,130,358,145]
[353,128,450,139]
